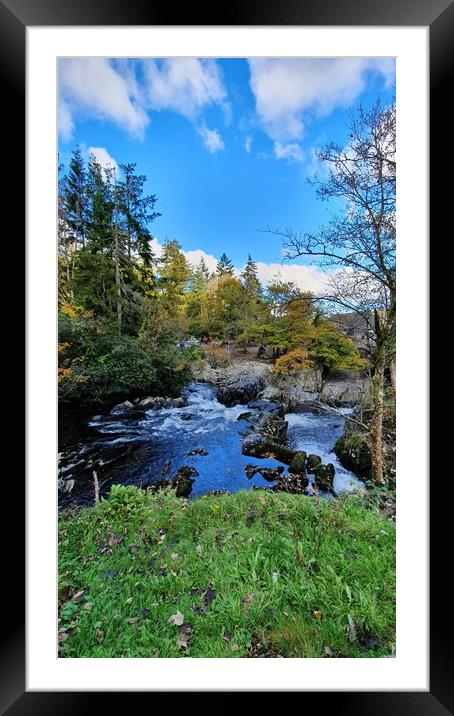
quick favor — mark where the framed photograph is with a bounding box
[2,0,442,709]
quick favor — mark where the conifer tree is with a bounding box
[216,252,235,276]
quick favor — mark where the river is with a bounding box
[58,382,364,508]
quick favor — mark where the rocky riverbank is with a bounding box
[193,356,370,408]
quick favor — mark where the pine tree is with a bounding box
[118,163,160,266]
[158,240,191,317]
[64,147,89,250]
[216,252,234,276]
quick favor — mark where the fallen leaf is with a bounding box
[125,597,133,605]
[168,611,185,627]
[257,496,266,505]
[272,572,279,584]
[230,643,239,652]
[127,617,141,624]
[73,591,85,603]
[129,544,140,553]
[177,624,193,649]
[313,610,322,619]
[83,602,92,611]
[171,553,179,561]
[195,544,203,556]
[324,646,334,657]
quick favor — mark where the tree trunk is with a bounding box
[370,343,385,484]
[390,354,396,400]
[114,224,122,339]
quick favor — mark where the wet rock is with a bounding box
[217,375,266,407]
[245,464,259,479]
[274,473,309,494]
[111,400,134,413]
[174,465,198,497]
[175,466,199,479]
[306,454,322,474]
[174,478,193,498]
[256,466,285,482]
[257,386,283,402]
[313,463,335,492]
[187,448,209,456]
[333,434,372,480]
[256,414,288,444]
[150,465,198,498]
[181,414,194,421]
[247,400,284,417]
[139,396,158,408]
[58,478,74,494]
[166,397,188,409]
[237,412,253,421]
[242,434,296,465]
[289,451,307,475]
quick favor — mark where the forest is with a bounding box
[58,153,366,404]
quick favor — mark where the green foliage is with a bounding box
[59,488,395,658]
[273,347,313,375]
[58,148,368,408]
[309,319,367,378]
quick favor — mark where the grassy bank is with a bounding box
[58,487,395,658]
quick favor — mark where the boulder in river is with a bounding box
[256,466,285,482]
[245,464,259,479]
[217,375,266,406]
[255,413,288,444]
[288,451,307,475]
[313,463,335,492]
[333,433,372,480]
[111,400,134,413]
[274,473,309,494]
[247,399,284,417]
[187,448,209,456]
[166,397,188,408]
[306,454,322,474]
[242,433,296,465]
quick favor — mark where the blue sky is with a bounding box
[58,57,395,291]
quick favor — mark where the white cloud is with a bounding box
[142,58,227,120]
[255,262,329,294]
[248,58,395,150]
[151,236,329,293]
[273,141,304,162]
[59,58,149,141]
[59,99,74,142]
[245,136,253,153]
[198,125,225,153]
[87,147,119,175]
[183,249,218,274]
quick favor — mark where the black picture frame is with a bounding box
[1,0,442,711]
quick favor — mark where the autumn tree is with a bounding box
[268,101,396,483]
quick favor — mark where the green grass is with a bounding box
[58,486,395,658]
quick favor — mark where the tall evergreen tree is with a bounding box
[241,254,262,296]
[64,147,89,250]
[158,240,191,316]
[216,252,235,276]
